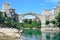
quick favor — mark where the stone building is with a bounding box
[0,0,60,27]
[42,1,60,21]
[1,2,17,22]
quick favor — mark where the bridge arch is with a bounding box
[18,12,45,27]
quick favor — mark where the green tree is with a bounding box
[22,19,28,23]
[19,19,41,29]
[4,17,11,27]
[51,20,56,27]
[36,21,41,29]
[0,11,18,29]
[0,11,4,23]
[19,23,24,28]
[55,12,60,28]
[22,19,32,24]
[27,19,32,24]
[45,20,50,25]
[10,22,16,28]
[0,11,3,18]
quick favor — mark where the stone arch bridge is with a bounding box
[17,12,46,27]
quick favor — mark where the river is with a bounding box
[0,29,60,40]
[19,29,60,40]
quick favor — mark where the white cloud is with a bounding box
[45,0,58,3]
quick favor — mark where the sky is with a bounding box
[0,0,59,19]
[0,0,58,14]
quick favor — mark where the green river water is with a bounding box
[20,29,60,40]
[0,29,60,40]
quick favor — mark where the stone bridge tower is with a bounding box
[2,2,16,22]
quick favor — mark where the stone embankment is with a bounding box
[0,28,20,39]
[41,27,60,32]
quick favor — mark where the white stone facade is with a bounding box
[0,1,60,27]
[2,3,15,18]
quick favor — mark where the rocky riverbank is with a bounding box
[0,28,21,40]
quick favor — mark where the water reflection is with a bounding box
[46,32,60,40]
[20,29,60,40]
[0,29,60,40]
